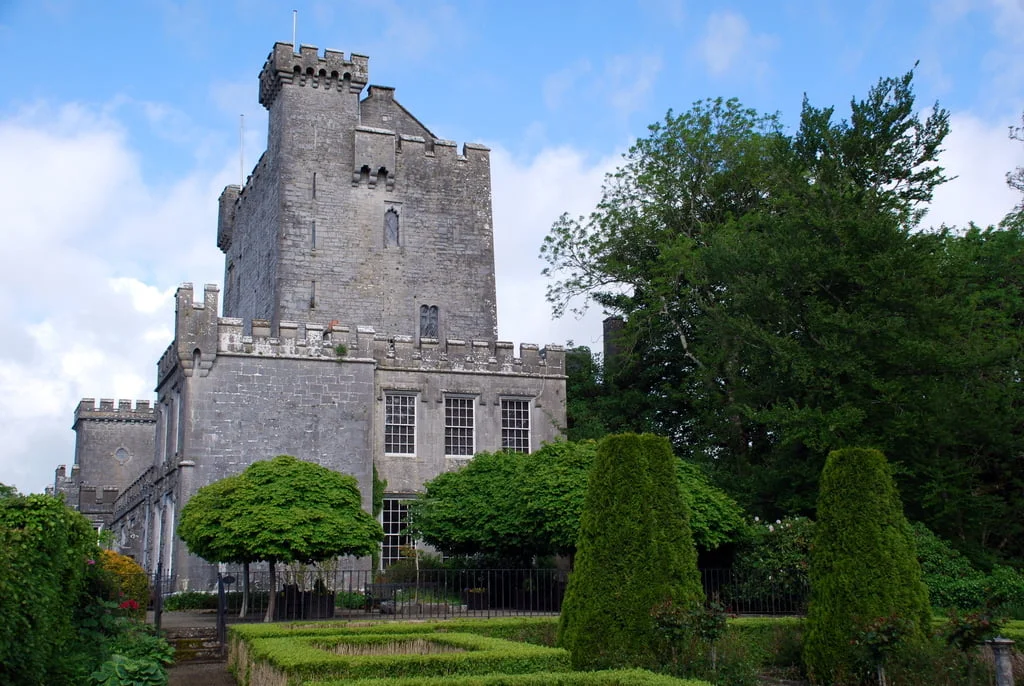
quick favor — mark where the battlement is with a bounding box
[73,398,156,428]
[395,134,491,162]
[259,42,368,108]
[166,283,564,379]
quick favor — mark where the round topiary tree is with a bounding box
[803,447,930,683]
[557,433,703,670]
[178,455,383,622]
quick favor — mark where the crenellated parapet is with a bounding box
[164,283,220,383]
[113,465,155,518]
[73,399,155,429]
[168,283,564,377]
[259,42,368,108]
[397,134,490,163]
[351,132,491,190]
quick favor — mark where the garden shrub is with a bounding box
[912,522,988,610]
[803,448,931,684]
[238,632,570,683]
[163,590,219,611]
[99,549,149,616]
[558,434,703,671]
[913,521,1024,617]
[322,669,711,685]
[731,516,813,611]
[0,493,100,685]
[337,590,367,609]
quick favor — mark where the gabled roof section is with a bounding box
[360,85,436,140]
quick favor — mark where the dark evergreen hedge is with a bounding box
[557,434,703,670]
[803,448,930,683]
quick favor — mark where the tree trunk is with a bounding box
[264,560,277,623]
[239,561,250,618]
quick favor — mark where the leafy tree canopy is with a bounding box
[407,441,744,563]
[542,72,1024,564]
[178,455,383,621]
[179,455,383,565]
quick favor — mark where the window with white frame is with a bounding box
[381,498,411,567]
[501,398,531,453]
[384,394,416,455]
[445,396,475,457]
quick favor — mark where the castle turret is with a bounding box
[219,42,497,343]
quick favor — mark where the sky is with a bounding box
[0,0,1022,495]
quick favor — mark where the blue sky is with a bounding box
[0,0,1022,495]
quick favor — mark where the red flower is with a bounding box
[119,599,140,610]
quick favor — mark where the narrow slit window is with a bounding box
[311,219,316,249]
[419,305,439,338]
[312,172,317,199]
[384,208,400,247]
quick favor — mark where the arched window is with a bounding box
[419,305,439,338]
[384,208,400,247]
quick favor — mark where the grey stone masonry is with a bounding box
[54,399,156,527]
[61,40,567,589]
[218,42,498,343]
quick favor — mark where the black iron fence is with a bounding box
[701,567,808,616]
[205,567,567,623]
[146,565,806,630]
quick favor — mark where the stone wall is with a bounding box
[218,42,497,342]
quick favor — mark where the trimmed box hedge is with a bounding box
[315,668,710,685]
[231,616,557,642]
[232,630,569,686]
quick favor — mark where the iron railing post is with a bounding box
[154,561,163,633]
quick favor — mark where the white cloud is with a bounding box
[542,53,662,118]
[605,54,663,116]
[639,0,686,26]
[925,111,1023,229]
[490,144,619,352]
[0,102,227,496]
[109,278,176,314]
[697,10,777,79]
[543,59,592,111]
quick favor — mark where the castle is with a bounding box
[50,42,567,588]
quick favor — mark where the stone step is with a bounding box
[164,627,222,663]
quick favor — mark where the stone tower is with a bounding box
[217,43,498,342]
[57,41,567,587]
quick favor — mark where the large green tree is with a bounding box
[542,72,1024,563]
[407,441,743,564]
[178,455,383,622]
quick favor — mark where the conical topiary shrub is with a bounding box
[803,447,930,683]
[557,433,703,670]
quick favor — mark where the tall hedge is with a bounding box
[557,434,703,670]
[0,493,99,685]
[803,448,930,683]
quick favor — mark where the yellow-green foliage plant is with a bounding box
[558,434,703,670]
[99,548,149,617]
[803,448,930,683]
